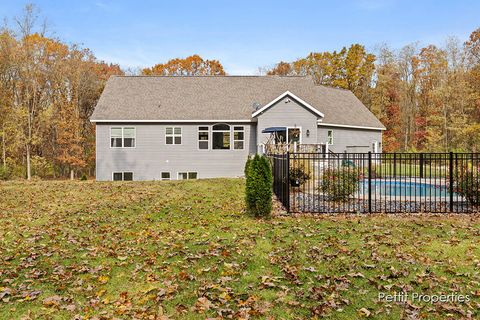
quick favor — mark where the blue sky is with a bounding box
[1,1,479,74]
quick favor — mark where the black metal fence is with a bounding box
[269,152,480,213]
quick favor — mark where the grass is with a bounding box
[0,179,479,319]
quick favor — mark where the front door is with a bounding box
[288,128,301,144]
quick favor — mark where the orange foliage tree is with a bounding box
[142,54,225,76]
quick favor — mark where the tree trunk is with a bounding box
[26,143,31,180]
[1,127,6,169]
[26,110,32,180]
[70,169,74,180]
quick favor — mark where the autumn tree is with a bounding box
[266,61,292,75]
[266,44,375,107]
[370,46,402,151]
[0,4,123,179]
[142,54,225,76]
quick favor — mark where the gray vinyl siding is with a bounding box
[256,96,319,147]
[317,126,382,153]
[96,123,256,181]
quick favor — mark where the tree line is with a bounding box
[0,4,479,180]
[0,5,123,180]
[264,33,480,153]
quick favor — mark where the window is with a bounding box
[161,172,170,180]
[113,172,133,181]
[327,130,333,145]
[111,128,123,147]
[123,128,135,147]
[113,172,122,181]
[198,126,209,149]
[178,172,198,180]
[372,141,380,153]
[233,126,244,150]
[111,127,136,148]
[166,127,182,145]
[212,124,230,149]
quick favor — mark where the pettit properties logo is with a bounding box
[378,292,470,304]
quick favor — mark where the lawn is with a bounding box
[0,179,479,319]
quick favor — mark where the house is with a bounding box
[90,76,385,181]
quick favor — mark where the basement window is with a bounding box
[161,172,171,180]
[113,172,133,181]
[178,172,198,180]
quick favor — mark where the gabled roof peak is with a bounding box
[251,90,325,118]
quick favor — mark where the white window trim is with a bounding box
[165,126,182,145]
[161,172,171,181]
[110,126,136,149]
[212,123,232,150]
[197,126,210,150]
[177,172,198,180]
[112,171,134,181]
[327,130,334,145]
[233,125,245,150]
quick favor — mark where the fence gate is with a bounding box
[271,153,290,211]
[269,152,479,214]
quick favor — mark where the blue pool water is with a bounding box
[359,180,454,197]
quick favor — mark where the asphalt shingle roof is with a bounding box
[91,75,385,129]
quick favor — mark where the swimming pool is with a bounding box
[358,180,454,198]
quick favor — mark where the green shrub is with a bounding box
[245,154,273,217]
[320,167,360,201]
[0,158,24,180]
[80,174,88,181]
[289,162,311,186]
[454,167,480,206]
[244,156,252,176]
[0,165,11,180]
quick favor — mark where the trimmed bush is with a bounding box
[320,167,360,201]
[244,156,252,177]
[245,154,273,217]
[80,174,88,181]
[454,167,480,206]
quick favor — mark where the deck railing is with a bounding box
[262,143,327,154]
